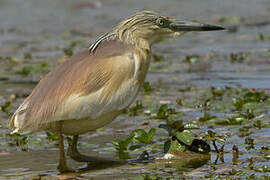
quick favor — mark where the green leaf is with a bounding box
[132,128,156,144]
[197,113,216,122]
[152,54,164,62]
[143,81,152,93]
[167,139,185,154]
[6,133,28,147]
[169,120,183,131]
[156,104,169,119]
[112,134,134,152]
[176,98,183,106]
[102,147,118,152]
[216,137,225,144]
[207,130,216,141]
[148,128,156,141]
[184,123,200,130]
[46,131,58,141]
[128,100,144,115]
[243,103,258,112]
[215,116,245,125]
[232,98,245,111]
[243,91,267,103]
[129,144,143,151]
[176,131,195,146]
[132,129,148,143]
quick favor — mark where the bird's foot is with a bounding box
[57,163,76,173]
[68,148,126,164]
[68,149,105,163]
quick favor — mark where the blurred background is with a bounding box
[0,0,269,88]
[0,0,269,179]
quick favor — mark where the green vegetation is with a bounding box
[1,77,269,179]
[2,84,269,178]
[112,128,156,152]
[16,62,48,76]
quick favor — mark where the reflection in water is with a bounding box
[156,151,211,171]
[78,156,126,172]
[0,149,210,178]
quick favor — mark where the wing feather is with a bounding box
[10,39,136,133]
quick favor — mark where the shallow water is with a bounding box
[0,0,270,179]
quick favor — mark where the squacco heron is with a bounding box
[9,11,225,172]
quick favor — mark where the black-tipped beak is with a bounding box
[170,21,226,32]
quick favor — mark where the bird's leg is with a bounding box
[67,135,98,162]
[67,135,90,162]
[57,122,74,173]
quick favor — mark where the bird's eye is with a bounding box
[158,19,164,25]
[156,18,165,26]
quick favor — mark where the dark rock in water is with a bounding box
[137,150,150,161]
[188,139,210,154]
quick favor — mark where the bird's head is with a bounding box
[114,11,225,46]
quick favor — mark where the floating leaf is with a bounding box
[197,99,211,111]
[6,133,28,150]
[215,116,245,125]
[241,108,255,119]
[170,120,183,131]
[102,147,118,152]
[184,123,200,130]
[0,101,11,113]
[132,128,156,144]
[152,54,164,62]
[176,131,195,146]
[197,113,216,122]
[204,130,216,141]
[129,144,143,151]
[211,87,224,99]
[157,104,169,119]
[243,91,267,103]
[132,129,147,142]
[232,98,245,111]
[143,81,152,93]
[46,131,58,141]
[216,137,226,144]
[148,128,156,142]
[152,104,178,120]
[166,139,185,154]
[112,134,134,152]
[128,100,143,115]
